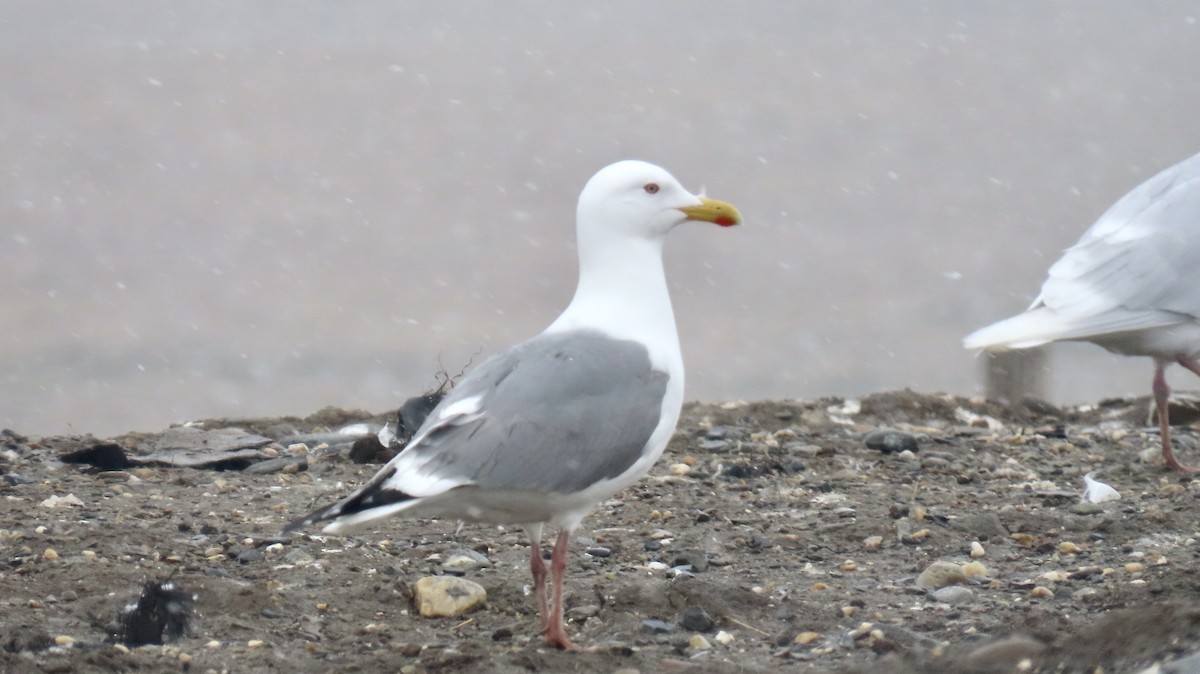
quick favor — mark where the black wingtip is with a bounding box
[281,465,412,536]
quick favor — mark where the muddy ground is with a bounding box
[2,391,1199,674]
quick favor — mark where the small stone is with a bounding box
[205,640,221,650]
[672,549,709,572]
[1124,562,1146,573]
[863,429,919,454]
[698,439,729,452]
[794,631,822,645]
[863,535,883,551]
[915,561,967,589]
[1058,542,1083,554]
[441,549,492,574]
[54,635,74,646]
[840,559,858,572]
[680,605,715,632]
[689,634,713,650]
[584,546,611,559]
[1030,586,1054,598]
[962,561,989,578]
[178,652,192,664]
[841,606,856,618]
[247,639,265,648]
[714,630,735,646]
[641,618,677,634]
[414,576,487,617]
[964,635,1047,669]
[931,586,975,604]
[42,548,58,561]
[236,548,264,564]
[566,605,600,622]
[970,541,986,558]
[669,463,691,476]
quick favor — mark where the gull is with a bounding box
[964,151,1200,472]
[285,160,742,648]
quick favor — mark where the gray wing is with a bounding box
[396,329,669,495]
[1037,152,1200,326]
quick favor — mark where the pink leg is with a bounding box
[1164,357,1200,473]
[526,525,550,632]
[544,529,591,651]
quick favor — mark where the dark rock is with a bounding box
[61,443,132,470]
[491,627,513,641]
[705,426,728,440]
[671,549,709,572]
[349,435,386,464]
[584,546,611,558]
[863,429,919,454]
[236,548,264,563]
[680,605,715,632]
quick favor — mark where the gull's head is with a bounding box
[576,160,742,242]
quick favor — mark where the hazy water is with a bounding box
[4,2,1200,436]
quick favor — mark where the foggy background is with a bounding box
[4,2,1200,437]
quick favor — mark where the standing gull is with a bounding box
[964,151,1200,472]
[286,160,742,648]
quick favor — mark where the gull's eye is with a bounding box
[643,183,660,194]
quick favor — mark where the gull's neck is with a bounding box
[545,233,682,373]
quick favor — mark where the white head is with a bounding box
[575,160,741,246]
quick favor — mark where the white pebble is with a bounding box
[1082,473,1120,503]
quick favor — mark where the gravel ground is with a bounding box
[2,391,1200,674]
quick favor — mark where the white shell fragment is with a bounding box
[377,424,396,447]
[1082,473,1120,504]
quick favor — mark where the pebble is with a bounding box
[863,429,919,454]
[54,635,74,647]
[915,561,967,589]
[863,535,883,551]
[961,561,989,578]
[714,630,735,646]
[698,439,729,452]
[689,634,713,650]
[414,576,487,617]
[669,463,691,476]
[964,635,1047,669]
[236,548,264,564]
[1030,586,1054,598]
[680,605,715,632]
[672,549,709,572]
[641,618,677,634]
[584,546,611,559]
[969,541,986,558]
[43,548,58,561]
[441,549,492,574]
[567,605,600,621]
[930,586,975,604]
[1058,541,1083,554]
[794,631,822,645]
